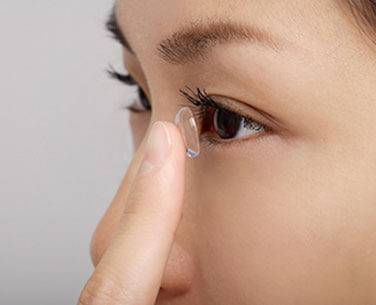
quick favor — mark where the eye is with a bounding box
[179,86,270,145]
[107,66,151,113]
[212,107,265,140]
[128,86,151,113]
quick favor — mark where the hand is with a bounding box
[77,121,186,305]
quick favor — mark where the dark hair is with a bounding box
[346,0,376,43]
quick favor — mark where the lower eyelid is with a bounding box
[126,106,144,113]
[199,129,278,155]
[198,121,272,149]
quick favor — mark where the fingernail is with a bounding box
[139,121,172,174]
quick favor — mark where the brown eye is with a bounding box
[213,108,242,139]
[210,108,265,140]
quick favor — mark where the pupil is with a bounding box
[138,87,151,110]
[213,108,242,139]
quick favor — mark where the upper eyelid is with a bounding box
[108,70,272,132]
[180,87,264,123]
[108,69,263,123]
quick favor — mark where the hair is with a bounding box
[345,0,376,44]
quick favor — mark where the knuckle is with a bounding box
[78,272,132,305]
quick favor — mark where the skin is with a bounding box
[80,0,376,304]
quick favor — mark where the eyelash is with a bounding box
[107,66,271,150]
[177,86,271,148]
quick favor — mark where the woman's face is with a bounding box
[91,0,376,304]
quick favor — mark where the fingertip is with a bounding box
[160,121,187,158]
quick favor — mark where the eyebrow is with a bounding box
[106,8,284,65]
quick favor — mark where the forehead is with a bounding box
[115,0,341,59]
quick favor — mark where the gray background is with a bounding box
[0,1,135,304]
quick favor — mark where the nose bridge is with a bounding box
[150,95,201,297]
[130,90,202,296]
[91,90,203,271]
[159,171,200,297]
[152,98,178,124]
[151,90,203,226]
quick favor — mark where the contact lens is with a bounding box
[174,106,200,158]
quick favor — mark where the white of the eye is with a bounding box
[235,119,265,138]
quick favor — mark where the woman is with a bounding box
[78,1,376,304]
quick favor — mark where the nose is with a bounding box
[90,117,196,299]
[159,242,195,297]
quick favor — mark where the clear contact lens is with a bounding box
[174,106,200,158]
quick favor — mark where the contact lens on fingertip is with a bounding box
[174,106,200,158]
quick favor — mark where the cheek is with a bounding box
[194,135,376,303]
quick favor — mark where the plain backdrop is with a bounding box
[0,1,135,304]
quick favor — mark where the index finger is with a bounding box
[78,121,186,305]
